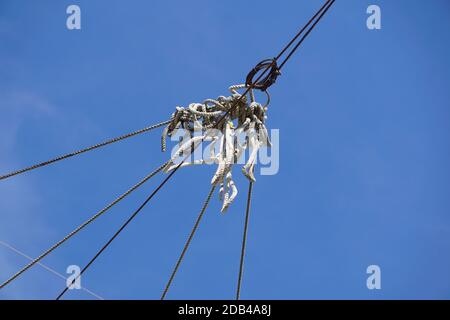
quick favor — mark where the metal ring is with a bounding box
[245,58,281,91]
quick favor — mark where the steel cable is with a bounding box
[0,120,171,181]
[0,161,168,289]
[160,185,216,300]
[236,182,253,300]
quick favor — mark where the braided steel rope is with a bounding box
[0,120,171,181]
[236,182,253,300]
[161,185,216,300]
[0,161,168,289]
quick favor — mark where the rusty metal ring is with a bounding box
[245,58,281,91]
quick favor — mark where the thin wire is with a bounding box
[279,0,335,70]
[0,161,168,290]
[56,158,190,300]
[244,0,335,90]
[275,0,333,61]
[161,185,216,300]
[236,182,253,300]
[0,240,104,300]
[0,120,171,181]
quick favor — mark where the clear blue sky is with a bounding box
[1,0,449,299]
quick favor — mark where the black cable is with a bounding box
[245,0,336,90]
[160,185,216,300]
[0,161,168,290]
[278,0,336,70]
[56,160,183,300]
[236,182,253,300]
[276,0,333,60]
[0,120,171,181]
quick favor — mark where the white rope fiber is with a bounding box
[162,85,271,212]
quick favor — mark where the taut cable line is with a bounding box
[0,120,170,181]
[56,161,188,299]
[0,161,169,289]
[56,148,214,299]
[244,0,335,90]
[236,182,253,300]
[278,0,335,70]
[160,185,216,300]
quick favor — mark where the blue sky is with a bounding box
[1,0,450,299]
